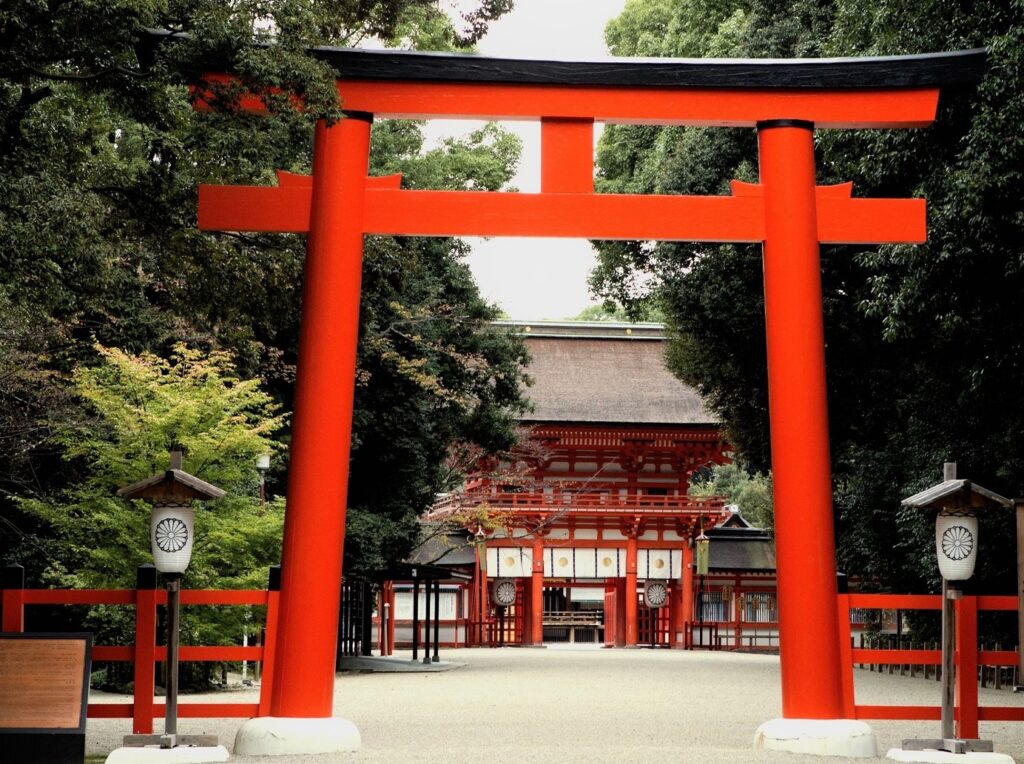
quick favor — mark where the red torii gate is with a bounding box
[194,46,984,754]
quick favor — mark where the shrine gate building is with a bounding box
[385,320,778,650]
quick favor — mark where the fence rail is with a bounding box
[5,565,1022,739]
[428,490,728,517]
[837,592,1024,738]
[1,564,279,734]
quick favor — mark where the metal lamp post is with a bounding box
[117,450,225,752]
[901,462,1010,755]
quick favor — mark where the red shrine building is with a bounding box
[383,321,779,650]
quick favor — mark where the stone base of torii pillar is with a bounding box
[233,717,360,756]
[754,718,878,758]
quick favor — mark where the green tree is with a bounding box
[0,1,529,582]
[569,302,665,322]
[689,462,774,530]
[9,343,287,686]
[15,343,286,589]
[594,0,1024,599]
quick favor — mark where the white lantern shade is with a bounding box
[935,512,978,581]
[151,505,195,573]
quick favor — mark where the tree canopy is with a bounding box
[0,1,528,585]
[14,343,285,590]
[595,0,1024,596]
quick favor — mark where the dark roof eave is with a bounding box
[117,469,226,500]
[311,47,988,90]
[521,419,722,428]
[902,478,1011,510]
[141,30,985,90]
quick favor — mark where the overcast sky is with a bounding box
[430,0,630,320]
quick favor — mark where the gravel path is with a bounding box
[86,647,1023,763]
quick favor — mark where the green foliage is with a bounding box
[596,0,1024,600]
[570,301,665,322]
[16,343,285,588]
[9,343,287,687]
[0,0,526,590]
[61,344,286,492]
[689,462,774,530]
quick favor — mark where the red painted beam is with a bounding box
[156,703,260,718]
[149,646,263,661]
[93,646,133,661]
[541,118,594,193]
[22,588,273,606]
[851,648,941,665]
[195,74,939,128]
[855,705,940,721]
[180,590,269,606]
[88,702,262,719]
[334,82,941,128]
[87,704,133,719]
[847,593,942,610]
[199,185,925,244]
[976,595,1019,610]
[23,589,135,605]
[979,707,1024,722]
[978,650,1021,666]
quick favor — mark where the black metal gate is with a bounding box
[337,579,374,664]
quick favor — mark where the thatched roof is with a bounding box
[501,321,717,425]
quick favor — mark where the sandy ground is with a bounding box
[86,646,1024,763]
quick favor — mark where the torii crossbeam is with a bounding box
[186,39,985,756]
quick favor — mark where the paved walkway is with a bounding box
[86,647,1024,763]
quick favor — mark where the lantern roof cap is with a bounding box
[117,451,226,502]
[901,478,1010,511]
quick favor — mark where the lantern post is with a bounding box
[1016,498,1024,693]
[112,451,228,760]
[899,462,1011,757]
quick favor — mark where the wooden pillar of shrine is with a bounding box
[625,532,639,646]
[677,539,695,647]
[528,535,544,646]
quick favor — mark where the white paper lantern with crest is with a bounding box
[935,512,978,582]
[151,505,196,574]
[902,462,1010,584]
[118,450,225,575]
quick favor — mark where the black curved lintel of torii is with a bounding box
[139,29,986,91]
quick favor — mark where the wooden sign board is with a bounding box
[0,633,92,764]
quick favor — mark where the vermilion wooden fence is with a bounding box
[836,592,1024,739]
[4,564,1022,737]
[1,564,279,734]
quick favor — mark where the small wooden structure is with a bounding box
[116,450,226,505]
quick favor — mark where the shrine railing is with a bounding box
[836,592,1024,738]
[0,564,279,735]
[428,490,728,518]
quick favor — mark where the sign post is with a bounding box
[0,633,92,764]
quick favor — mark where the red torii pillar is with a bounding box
[759,119,845,719]
[193,49,982,755]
